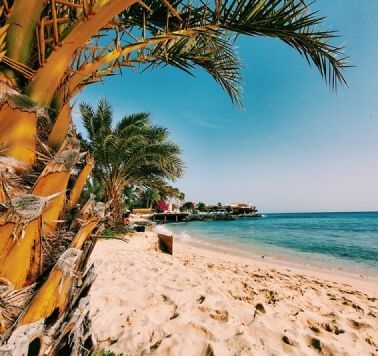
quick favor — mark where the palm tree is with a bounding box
[80,98,184,226]
[0,0,348,352]
[147,180,185,203]
[123,185,142,209]
[141,188,161,209]
[125,180,185,211]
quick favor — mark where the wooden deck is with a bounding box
[152,213,189,223]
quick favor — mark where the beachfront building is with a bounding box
[178,202,259,216]
[228,202,258,215]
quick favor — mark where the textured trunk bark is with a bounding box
[105,179,124,228]
[26,0,139,106]
[0,84,100,354]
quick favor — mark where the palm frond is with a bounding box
[96,98,113,131]
[115,112,151,133]
[216,0,348,88]
[115,0,347,107]
[79,102,96,140]
[146,31,243,105]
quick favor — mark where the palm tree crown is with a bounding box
[80,98,184,225]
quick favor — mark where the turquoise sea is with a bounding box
[159,212,378,276]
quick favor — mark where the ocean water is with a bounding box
[159,212,378,276]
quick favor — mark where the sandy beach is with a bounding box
[88,231,378,355]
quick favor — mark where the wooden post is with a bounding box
[157,233,173,255]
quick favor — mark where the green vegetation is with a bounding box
[197,202,207,212]
[181,202,195,212]
[91,349,119,356]
[80,98,185,227]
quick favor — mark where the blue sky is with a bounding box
[75,0,378,213]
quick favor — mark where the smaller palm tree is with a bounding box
[141,188,161,209]
[80,98,185,226]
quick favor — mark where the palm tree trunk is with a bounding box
[0,87,100,353]
[105,178,125,228]
[26,0,139,106]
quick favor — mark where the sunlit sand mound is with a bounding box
[89,232,378,355]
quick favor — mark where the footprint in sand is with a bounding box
[305,335,335,355]
[197,295,206,304]
[255,303,266,314]
[307,318,345,336]
[185,322,217,342]
[342,298,364,312]
[308,336,322,351]
[160,294,179,320]
[149,330,173,352]
[210,310,228,323]
[198,306,229,322]
[365,337,377,348]
[161,294,175,305]
[281,335,299,348]
[348,319,371,330]
[321,322,345,335]
[200,343,215,356]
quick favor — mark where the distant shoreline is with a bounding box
[158,211,378,279]
[173,235,378,295]
[165,228,378,279]
[261,210,378,215]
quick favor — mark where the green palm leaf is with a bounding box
[118,0,347,95]
[79,99,185,225]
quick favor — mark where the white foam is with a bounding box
[154,225,173,235]
[176,232,192,241]
[154,225,192,242]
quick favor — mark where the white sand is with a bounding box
[88,232,378,355]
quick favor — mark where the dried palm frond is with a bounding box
[32,143,81,235]
[0,157,30,201]
[41,230,75,272]
[0,279,36,333]
[70,195,105,231]
[0,7,9,63]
